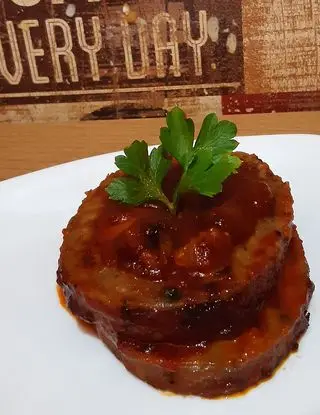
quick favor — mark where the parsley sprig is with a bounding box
[106,107,241,214]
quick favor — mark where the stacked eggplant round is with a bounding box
[57,152,314,398]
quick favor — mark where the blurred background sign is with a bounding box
[0,0,319,122]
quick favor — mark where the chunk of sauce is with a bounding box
[91,161,275,282]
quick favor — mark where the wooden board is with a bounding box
[1,111,319,181]
[0,0,319,122]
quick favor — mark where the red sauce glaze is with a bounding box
[91,161,275,283]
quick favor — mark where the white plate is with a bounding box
[1,134,319,415]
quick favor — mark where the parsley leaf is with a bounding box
[160,107,241,205]
[106,107,241,214]
[106,141,174,213]
[114,140,149,177]
[149,145,171,185]
[160,107,194,169]
[107,177,149,205]
[195,114,238,155]
[178,153,241,197]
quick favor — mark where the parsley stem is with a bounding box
[171,170,187,212]
[158,192,176,215]
[172,187,180,210]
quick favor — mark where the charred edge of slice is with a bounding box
[56,229,290,344]
[98,302,313,398]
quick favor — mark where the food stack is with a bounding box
[57,109,314,398]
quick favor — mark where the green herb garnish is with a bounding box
[106,107,241,214]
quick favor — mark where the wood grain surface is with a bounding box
[1,111,319,181]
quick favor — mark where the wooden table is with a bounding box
[1,112,319,181]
